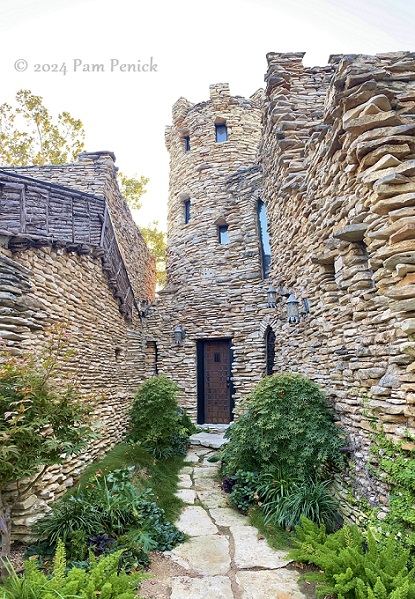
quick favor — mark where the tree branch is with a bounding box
[14,464,48,505]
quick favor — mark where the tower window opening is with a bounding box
[265,327,276,376]
[257,199,271,279]
[184,136,190,152]
[184,199,191,224]
[216,124,228,143]
[218,225,229,244]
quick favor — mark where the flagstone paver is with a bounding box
[175,489,196,504]
[236,570,307,599]
[170,575,233,599]
[178,473,193,488]
[165,436,307,599]
[176,506,219,536]
[168,535,231,575]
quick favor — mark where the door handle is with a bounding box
[226,376,231,387]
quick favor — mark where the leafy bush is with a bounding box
[224,470,262,512]
[0,325,94,569]
[289,517,415,598]
[128,376,196,458]
[220,372,345,481]
[1,540,146,599]
[32,468,184,568]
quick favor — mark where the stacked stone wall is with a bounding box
[259,51,415,519]
[0,154,156,540]
[4,152,156,303]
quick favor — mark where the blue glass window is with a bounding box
[215,124,228,143]
[218,225,229,244]
[184,200,191,224]
[257,200,271,278]
[184,136,190,152]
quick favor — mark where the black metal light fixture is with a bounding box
[302,298,310,316]
[267,286,277,308]
[266,283,310,323]
[286,294,300,324]
[139,299,149,319]
[174,325,186,345]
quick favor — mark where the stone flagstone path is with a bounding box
[164,440,308,599]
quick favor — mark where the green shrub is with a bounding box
[1,540,146,599]
[289,517,415,598]
[128,376,195,458]
[220,372,345,481]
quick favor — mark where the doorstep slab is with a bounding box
[190,432,228,449]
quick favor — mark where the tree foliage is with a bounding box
[139,221,166,286]
[0,326,94,570]
[118,172,149,212]
[0,90,85,166]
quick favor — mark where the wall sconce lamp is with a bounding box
[286,294,300,324]
[267,286,278,308]
[267,285,310,324]
[287,294,311,323]
[174,325,186,345]
[267,282,290,307]
[139,299,149,319]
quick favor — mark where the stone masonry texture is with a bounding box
[3,50,415,536]
[150,51,415,523]
[0,152,156,540]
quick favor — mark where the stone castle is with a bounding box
[1,50,415,536]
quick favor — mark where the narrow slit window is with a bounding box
[215,124,228,143]
[184,136,190,152]
[218,225,229,244]
[184,199,191,224]
[257,200,271,279]
[265,327,276,376]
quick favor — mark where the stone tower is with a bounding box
[153,83,275,424]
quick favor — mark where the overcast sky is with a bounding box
[0,0,414,229]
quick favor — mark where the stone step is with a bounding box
[190,432,228,449]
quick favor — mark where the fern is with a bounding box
[0,549,146,599]
[290,517,415,599]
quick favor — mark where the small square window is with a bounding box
[215,124,228,143]
[184,200,191,224]
[218,225,229,244]
[184,136,190,152]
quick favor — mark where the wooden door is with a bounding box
[203,340,232,424]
